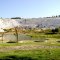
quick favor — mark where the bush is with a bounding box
[57,40,60,43]
[11,17,21,19]
[7,41,16,43]
[51,28,59,34]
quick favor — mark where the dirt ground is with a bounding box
[0,45,60,52]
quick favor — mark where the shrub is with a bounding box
[51,28,59,34]
[7,41,16,43]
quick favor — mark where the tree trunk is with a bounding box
[2,33,4,43]
[15,27,18,43]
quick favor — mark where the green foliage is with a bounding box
[51,28,59,34]
[3,29,12,32]
[11,17,21,19]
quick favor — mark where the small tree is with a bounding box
[11,17,21,19]
[51,28,59,34]
[2,33,4,43]
[14,27,18,43]
[0,29,5,43]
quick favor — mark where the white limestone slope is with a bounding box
[0,17,60,32]
[0,18,20,32]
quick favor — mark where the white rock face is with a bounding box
[0,29,4,32]
[0,17,60,32]
[0,18,20,32]
[0,19,20,29]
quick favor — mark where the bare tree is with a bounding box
[14,27,18,43]
[0,29,5,43]
[2,33,4,43]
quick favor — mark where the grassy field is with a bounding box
[0,38,60,60]
[0,32,60,60]
[0,48,60,60]
[27,33,60,39]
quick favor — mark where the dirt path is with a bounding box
[0,45,60,52]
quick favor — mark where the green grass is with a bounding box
[27,33,60,39]
[0,32,60,60]
[0,39,60,58]
[0,39,59,60]
[0,38,60,46]
[0,49,60,60]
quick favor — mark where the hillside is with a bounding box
[0,17,60,32]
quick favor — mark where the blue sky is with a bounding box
[0,0,60,18]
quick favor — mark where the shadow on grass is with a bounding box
[0,55,36,60]
[45,32,57,35]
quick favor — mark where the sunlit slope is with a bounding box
[0,17,60,30]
